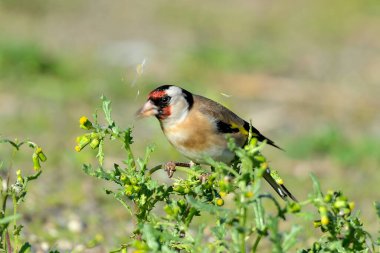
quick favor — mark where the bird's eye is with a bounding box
[161,96,170,104]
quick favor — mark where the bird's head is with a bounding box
[137,85,194,122]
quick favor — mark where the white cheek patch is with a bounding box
[166,86,183,97]
[170,99,188,120]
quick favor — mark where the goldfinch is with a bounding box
[137,85,296,201]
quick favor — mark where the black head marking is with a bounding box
[180,87,194,111]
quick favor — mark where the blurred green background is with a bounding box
[0,0,379,251]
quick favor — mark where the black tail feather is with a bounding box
[263,168,297,202]
[243,121,283,150]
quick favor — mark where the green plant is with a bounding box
[0,138,47,252]
[77,97,379,252]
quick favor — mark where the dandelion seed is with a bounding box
[131,58,147,87]
[221,92,231,98]
[136,58,146,76]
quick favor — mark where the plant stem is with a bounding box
[147,165,162,176]
[252,235,262,253]
[12,195,18,252]
[240,194,247,253]
[148,164,201,177]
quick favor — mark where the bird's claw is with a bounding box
[164,161,177,178]
[198,173,210,184]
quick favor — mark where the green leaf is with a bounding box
[253,198,266,232]
[0,138,20,150]
[19,242,31,253]
[310,173,323,199]
[186,196,229,216]
[113,190,133,215]
[142,224,160,251]
[282,225,302,251]
[0,214,21,224]
[374,201,380,218]
[82,164,113,181]
[267,216,283,253]
[96,139,104,166]
[101,95,114,126]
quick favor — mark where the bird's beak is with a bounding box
[136,100,158,118]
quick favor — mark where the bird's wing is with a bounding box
[194,95,282,150]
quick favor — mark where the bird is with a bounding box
[137,85,297,201]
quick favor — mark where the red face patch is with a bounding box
[158,105,171,119]
[149,90,166,100]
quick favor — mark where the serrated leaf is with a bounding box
[142,224,160,251]
[101,95,114,126]
[282,225,302,251]
[268,216,283,253]
[1,139,19,150]
[97,139,104,166]
[113,190,133,215]
[374,201,380,218]
[82,164,114,181]
[253,198,266,232]
[186,196,229,216]
[310,173,323,199]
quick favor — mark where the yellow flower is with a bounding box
[36,147,47,162]
[79,116,93,130]
[245,191,254,198]
[79,116,88,125]
[215,198,224,206]
[321,216,329,225]
[348,201,355,211]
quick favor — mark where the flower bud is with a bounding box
[219,191,227,198]
[120,174,127,183]
[319,206,328,215]
[321,216,329,225]
[90,138,100,149]
[333,200,347,209]
[348,201,355,211]
[125,185,133,196]
[254,155,265,162]
[32,153,41,171]
[250,138,258,147]
[129,177,138,185]
[245,191,254,198]
[260,162,268,170]
[16,169,23,183]
[36,147,47,162]
[79,116,93,130]
[288,202,301,213]
[313,220,322,228]
[75,136,91,152]
[340,208,351,216]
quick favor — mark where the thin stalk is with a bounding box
[148,164,201,177]
[240,194,247,253]
[12,195,18,252]
[252,234,262,253]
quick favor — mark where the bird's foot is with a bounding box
[164,161,177,178]
[198,173,211,184]
[163,161,196,178]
